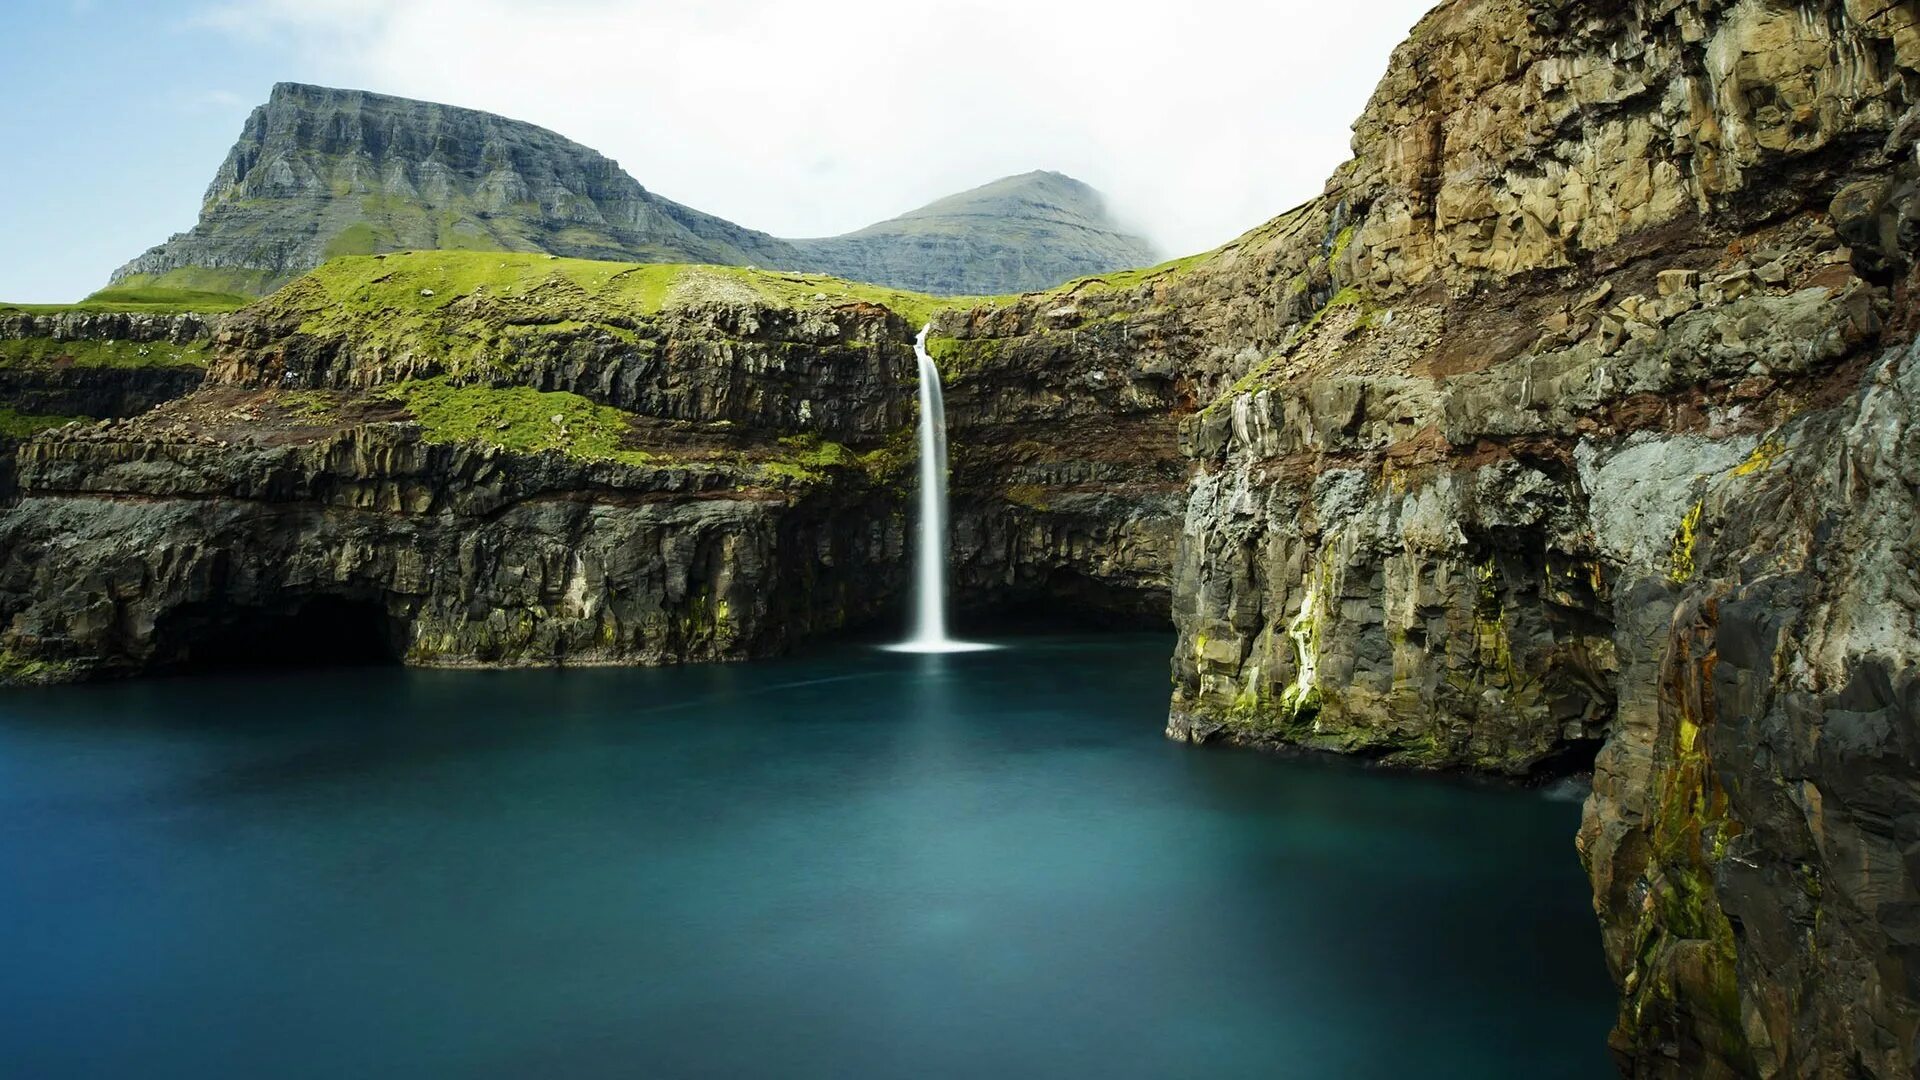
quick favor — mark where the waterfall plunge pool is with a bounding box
[0,634,1615,1078]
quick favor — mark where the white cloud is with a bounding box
[195,0,1436,258]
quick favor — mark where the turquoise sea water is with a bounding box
[0,635,1615,1078]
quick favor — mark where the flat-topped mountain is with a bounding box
[109,83,797,299]
[108,84,1155,299]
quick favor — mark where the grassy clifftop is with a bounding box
[2,291,248,316]
[0,336,212,370]
[264,251,1019,331]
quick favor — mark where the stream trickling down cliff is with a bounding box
[0,636,1614,1078]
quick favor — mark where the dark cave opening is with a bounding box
[950,595,1175,636]
[156,596,403,672]
[1529,736,1607,783]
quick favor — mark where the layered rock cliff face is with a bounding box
[0,311,220,501]
[792,172,1160,297]
[111,84,1155,299]
[1579,336,1920,1078]
[7,0,1920,1071]
[0,251,1182,680]
[1095,0,1920,1073]
[1,417,905,675]
[0,256,918,678]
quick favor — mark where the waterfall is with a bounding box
[886,325,992,654]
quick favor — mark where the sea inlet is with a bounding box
[0,634,1615,1078]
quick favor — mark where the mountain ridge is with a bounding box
[109,83,1156,299]
[787,170,1158,294]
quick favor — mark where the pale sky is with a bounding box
[0,0,1437,302]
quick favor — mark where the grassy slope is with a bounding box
[343,381,892,488]
[381,378,657,467]
[82,266,271,311]
[276,251,1022,330]
[1,267,270,314]
[2,291,249,315]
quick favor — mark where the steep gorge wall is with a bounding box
[1101,0,1920,1073]
[931,304,1194,623]
[1,421,902,676]
[0,268,920,678]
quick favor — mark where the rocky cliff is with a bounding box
[0,251,1180,681]
[1,255,924,678]
[7,0,1920,1072]
[1097,0,1918,1073]
[0,310,221,502]
[109,85,1155,300]
[905,0,1919,1071]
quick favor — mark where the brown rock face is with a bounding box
[1102,0,1920,1073]
[902,0,1920,1071]
[0,312,226,502]
[933,306,1193,624]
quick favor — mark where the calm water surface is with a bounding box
[0,635,1615,1078]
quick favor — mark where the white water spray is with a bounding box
[886,325,993,654]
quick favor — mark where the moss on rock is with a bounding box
[0,336,212,370]
[0,407,87,438]
[383,377,653,466]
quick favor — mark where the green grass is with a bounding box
[923,334,1007,378]
[1329,224,1357,261]
[0,648,79,684]
[67,266,274,311]
[295,250,677,311]
[0,336,211,369]
[278,390,340,420]
[759,434,860,485]
[1299,284,1369,336]
[382,377,654,466]
[274,251,1018,341]
[323,222,390,259]
[689,264,1021,328]
[1055,249,1212,295]
[0,406,88,438]
[3,288,249,315]
[233,251,1037,389]
[380,377,885,489]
